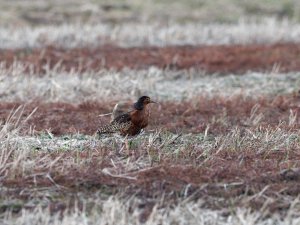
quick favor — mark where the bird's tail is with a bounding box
[97,121,131,135]
[97,124,119,135]
[110,103,126,122]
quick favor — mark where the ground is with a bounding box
[1,1,300,225]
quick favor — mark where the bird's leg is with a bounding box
[117,140,124,156]
[112,136,124,156]
[124,135,130,155]
[124,136,137,158]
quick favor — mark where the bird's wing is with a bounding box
[97,112,132,134]
[113,113,131,123]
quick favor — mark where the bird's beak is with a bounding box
[150,100,157,104]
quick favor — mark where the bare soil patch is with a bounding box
[1,43,300,74]
[0,94,299,135]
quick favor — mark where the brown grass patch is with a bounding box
[0,94,299,135]
[2,146,300,215]
[1,43,300,74]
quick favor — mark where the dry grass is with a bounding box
[0,65,299,103]
[0,19,300,48]
[0,67,299,224]
[0,0,299,26]
[1,104,300,223]
[1,1,300,223]
[3,198,300,225]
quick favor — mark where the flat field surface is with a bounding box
[1,1,300,225]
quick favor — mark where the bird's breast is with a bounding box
[130,108,150,129]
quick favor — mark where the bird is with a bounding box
[97,96,157,137]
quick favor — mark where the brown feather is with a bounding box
[97,96,155,137]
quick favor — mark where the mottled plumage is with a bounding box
[97,96,156,136]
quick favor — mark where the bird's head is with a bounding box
[133,96,156,110]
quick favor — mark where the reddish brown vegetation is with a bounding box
[3,148,300,214]
[0,94,299,135]
[2,94,300,216]
[1,43,300,73]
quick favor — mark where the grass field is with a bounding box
[0,0,300,26]
[1,1,300,224]
[1,19,300,48]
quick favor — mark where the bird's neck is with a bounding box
[133,102,145,110]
